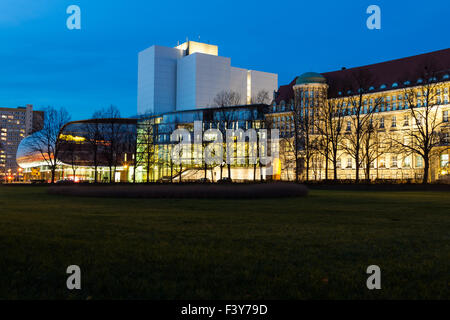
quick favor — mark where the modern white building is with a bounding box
[137,41,278,115]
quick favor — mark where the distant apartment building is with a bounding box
[0,105,43,181]
[137,41,278,115]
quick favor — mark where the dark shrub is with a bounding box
[48,183,308,199]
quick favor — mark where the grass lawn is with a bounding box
[0,185,449,300]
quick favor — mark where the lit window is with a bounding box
[416,156,423,168]
[391,156,398,168]
[440,154,449,168]
[403,156,411,168]
[346,158,352,168]
[403,115,409,126]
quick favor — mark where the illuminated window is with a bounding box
[403,115,409,126]
[391,156,398,168]
[346,158,352,168]
[403,156,411,168]
[416,156,423,168]
[440,154,449,168]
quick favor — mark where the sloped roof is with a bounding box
[275,48,450,102]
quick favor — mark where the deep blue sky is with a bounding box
[0,0,448,120]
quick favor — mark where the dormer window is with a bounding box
[380,84,387,89]
[392,82,398,88]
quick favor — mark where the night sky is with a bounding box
[0,0,448,120]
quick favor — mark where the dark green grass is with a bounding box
[0,186,449,299]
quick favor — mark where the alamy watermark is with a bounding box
[66,265,81,290]
[366,265,381,290]
[170,121,279,175]
[366,5,381,30]
[66,5,81,30]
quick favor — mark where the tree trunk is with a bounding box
[51,166,56,184]
[333,153,338,180]
[306,157,310,181]
[423,156,429,184]
[355,146,360,183]
[94,149,98,183]
[366,163,371,182]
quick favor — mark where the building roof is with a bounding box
[275,77,297,104]
[295,72,327,85]
[275,48,450,102]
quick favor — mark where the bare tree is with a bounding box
[214,90,241,107]
[61,139,80,180]
[85,116,105,183]
[325,99,346,180]
[313,98,346,180]
[361,116,385,181]
[136,117,158,183]
[216,106,238,180]
[339,70,381,183]
[293,91,321,182]
[252,90,271,105]
[26,106,71,183]
[95,105,124,183]
[389,63,444,183]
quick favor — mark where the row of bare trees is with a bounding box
[283,64,448,184]
[25,105,137,184]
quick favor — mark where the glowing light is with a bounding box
[59,134,86,142]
